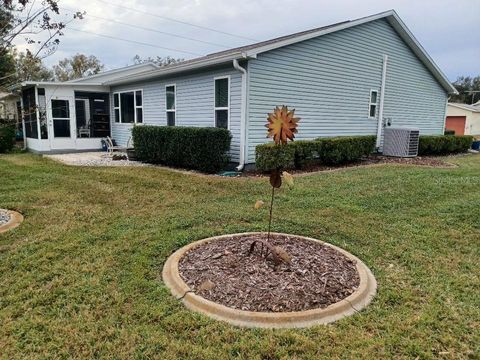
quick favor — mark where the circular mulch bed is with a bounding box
[179,233,359,312]
[163,232,377,328]
[0,209,23,233]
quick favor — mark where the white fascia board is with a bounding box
[448,103,480,113]
[20,81,104,86]
[387,12,458,95]
[66,63,159,84]
[105,52,246,86]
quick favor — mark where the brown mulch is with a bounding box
[178,233,360,312]
[245,155,456,177]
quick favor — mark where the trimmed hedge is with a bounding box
[256,136,376,172]
[0,125,15,153]
[256,143,296,171]
[132,125,231,173]
[418,135,473,155]
[315,135,377,165]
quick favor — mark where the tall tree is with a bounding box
[132,54,184,67]
[14,50,53,82]
[450,76,480,104]
[0,5,15,89]
[1,1,83,59]
[53,54,104,81]
[0,48,15,89]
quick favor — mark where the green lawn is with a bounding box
[0,153,479,359]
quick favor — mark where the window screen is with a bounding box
[215,78,229,129]
[120,92,135,123]
[215,78,229,108]
[369,90,378,118]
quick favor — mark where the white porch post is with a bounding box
[34,86,41,140]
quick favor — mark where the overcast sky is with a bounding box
[17,0,480,80]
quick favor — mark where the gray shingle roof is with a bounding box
[204,20,350,58]
[150,20,350,70]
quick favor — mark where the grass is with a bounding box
[0,153,479,359]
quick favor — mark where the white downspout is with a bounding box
[376,54,388,149]
[233,58,247,171]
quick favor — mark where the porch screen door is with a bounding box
[49,97,76,150]
[52,99,71,137]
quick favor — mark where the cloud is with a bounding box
[14,0,480,79]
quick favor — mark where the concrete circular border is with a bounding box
[0,209,24,234]
[163,232,377,329]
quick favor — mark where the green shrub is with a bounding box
[255,143,296,172]
[444,129,455,135]
[132,125,231,173]
[418,135,473,155]
[316,136,376,165]
[291,140,320,169]
[255,135,376,172]
[0,125,15,153]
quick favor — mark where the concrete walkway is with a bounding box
[44,152,149,167]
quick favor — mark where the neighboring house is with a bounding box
[0,92,20,122]
[14,10,457,168]
[446,102,480,136]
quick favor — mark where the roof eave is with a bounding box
[66,62,159,84]
[106,52,247,86]
[10,81,106,90]
[448,103,480,112]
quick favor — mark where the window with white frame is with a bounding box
[368,90,378,118]
[214,77,229,129]
[113,90,143,124]
[165,85,176,126]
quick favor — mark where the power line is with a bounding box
[67,27,204,56]
[92,0,258,42]
[61,8,230,49]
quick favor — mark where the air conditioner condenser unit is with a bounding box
[383,127,420,157]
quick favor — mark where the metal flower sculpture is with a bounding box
[266,105,300,145]
[250,106,300,266]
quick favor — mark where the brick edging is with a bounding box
[163,232,377,329]
[0,210,23,233]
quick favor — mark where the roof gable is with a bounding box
[104,10,456,94]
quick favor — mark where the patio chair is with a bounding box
[105,136,129,155]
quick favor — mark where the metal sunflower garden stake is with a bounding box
[249,106,300,266]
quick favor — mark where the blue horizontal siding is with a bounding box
[246,18,447,163]
[110,66,242,162]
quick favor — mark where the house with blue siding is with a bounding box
[16,10,456,169]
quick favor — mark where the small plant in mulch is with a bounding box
[249,105,299,267]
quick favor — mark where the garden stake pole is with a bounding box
[267,185,275,243]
